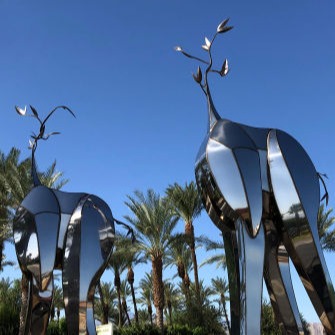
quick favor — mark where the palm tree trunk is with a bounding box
[19,274,29,335]
[130,282,139,324]
[148,304,153,325]
[183,273,191,301]
[0,239,4,272]
[152,256,164,333]
[97,280,109,324]
[222,298,231,335]
[167,300,172,326]
[122,298,132,325]
[114,270,123,327]
[190,245,200,297]
[185,221,200,298]
[127,267,139,324]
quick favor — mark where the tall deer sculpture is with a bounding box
[13,106,129,334]
[176,19,335,335]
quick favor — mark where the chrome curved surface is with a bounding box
[264,219,304,335]
[268,129,335,334]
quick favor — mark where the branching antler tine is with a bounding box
[42,105,76,127]
[175,46,209,65]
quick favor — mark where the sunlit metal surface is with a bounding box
[264,220,304,335]
[14,188,115,334]
[268,129,335,334]
[179,19,335,334]
[196,117,335,334]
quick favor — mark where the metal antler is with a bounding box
[15,105,75,151]
[15,105,75,186]
[175,18,233,97]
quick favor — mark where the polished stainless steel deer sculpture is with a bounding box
[13,106,126,334]
[176,19,335,335]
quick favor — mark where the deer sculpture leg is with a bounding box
[63,195,115,334]
[268,129,335,334]
[263,219,304,335]
[14,186,60,334]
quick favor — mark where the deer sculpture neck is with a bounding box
[31,144,41,187]
[175,20,232,132]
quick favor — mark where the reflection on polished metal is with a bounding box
[13,106,115,334]
[177,19,335,334]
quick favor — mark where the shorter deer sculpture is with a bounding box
[13,106,128,334]
[176,19,335,335]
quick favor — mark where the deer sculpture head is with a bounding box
[176,19,335,335]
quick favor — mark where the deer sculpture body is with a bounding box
[176,20,335,335]
[13,106,124,334]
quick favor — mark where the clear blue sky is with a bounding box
[1,0,335,324]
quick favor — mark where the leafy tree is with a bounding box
[95,281,118,324]
[0,278,21,334]
[138,272,154,325]
[318,203,335,251]
[50,285,64,321]
[261,301,281,335]
[108,237,128,327]
[166,182,203,299]
[125,189,179,332]
[163,280,181,326]
[120,279,132,326]
[165,238,193,301]
[200,236,226,269]
[121,238,146,324]
[211,277,230,335]
[0,148,30,272]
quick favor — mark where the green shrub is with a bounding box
[118,324,160,335]
[166,324,193,335]
[46,318,67,335]
[0,303,20,335]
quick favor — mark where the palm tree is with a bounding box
[50,285,63,322]
[138,272,154,325]
[120,279,132,325]
[121,238,146,324]
[96,280,109,324]
[166,182,203,298]
[211,277,231,335]
[108,238,128,328]
[94,281,118,324]
[125,189,179,332]
[163,280,181,326]
[199,236,226,269]
[318,203,335,251]
[165,239,193,301]
[0,148,30,272]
